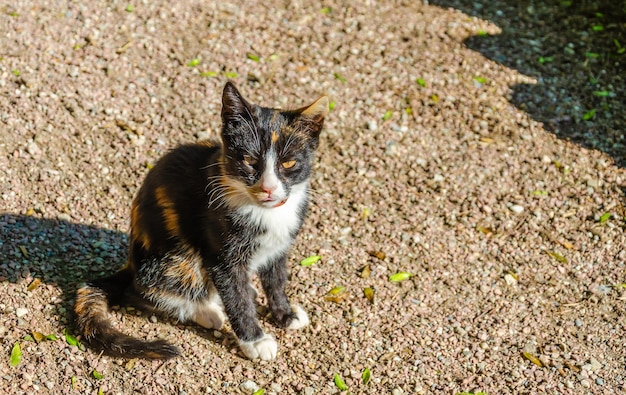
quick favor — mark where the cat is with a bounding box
[73,82,328,360]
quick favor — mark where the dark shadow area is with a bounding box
[0,212,245,353]
[0,213,128,322]
[431,0,625,167]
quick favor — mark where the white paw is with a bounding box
[287,305,310,330]
[193,303,226,330]
[239,334,278,360]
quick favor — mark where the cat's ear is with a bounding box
[297,96,329,136]
[221,81,253,124]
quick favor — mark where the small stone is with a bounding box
[504,273,518,286]
[589,357,602,372]
[433,174,444,182]
[302,387,315,395]
[509,204,524,214]
[196,131,211,141]
[581,379,591,388]
[392,389,403,395]
[367,121,378,131]
[240,380,258,393]
[27,142,42,156]
[149,315,157,323]
[574,319,583,327]
[16,307,29,318]
[58,213,71,222]
[213,330,222,338]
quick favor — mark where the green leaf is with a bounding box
[321,7,332,14]
[476,30,487,36]
[223,72,238,78]
[531,190,548,196]
[582,108,596,121]
[416,78,426,87]
[382,110,392,121]
[547,251,568,264]
[200,71,218,78]
[187,58,200,67]
[23,334,35,342]
[98,387,104,395]
[12,69,21,76]
[389,272,412,282]
[328,286,346,295]
[10,342,22,367]
[46,334,58,341]
[473,76,487,84]
[333,73,347,83]
[300,255,321,267]
[92,369,103,380]
[247,53,260,62]
[268,54,279,61]
[593,90,610,97]
[599,212,611,224]
[125,4,134,12]
[334,373,348,391]
[592,25,603,32]
[328,100,336,111]
[538,56,553,64]
[362,367,371,385]
[64,329,79,346]
[252,390,265,395]
[585,52,600,58]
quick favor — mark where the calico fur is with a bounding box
[74,82,328,360]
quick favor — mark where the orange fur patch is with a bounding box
[131,198,151,251]
[155,186,180,237]
[271,131,279,143]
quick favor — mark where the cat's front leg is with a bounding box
[210,263,277,360]
[258,256,310,330]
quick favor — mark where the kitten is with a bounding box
[73,82,328,360]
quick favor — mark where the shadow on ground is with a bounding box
[431,0,626,167]
[0,213,127,320]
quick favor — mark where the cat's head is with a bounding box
[218,82,328,209]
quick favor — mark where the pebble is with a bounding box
[581,379,591,388]
[302,387,315,395]
[574,319,582,327]
[15,308,29,318]
[213,330,222,338]
[392,389,403,395]
[509,204,524,214]
[149,315,158,323]
[240,380,258,393]
[596,378,604,385]
[58,213,71,222]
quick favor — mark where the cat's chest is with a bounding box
[237,185,307,272]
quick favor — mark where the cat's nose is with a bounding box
[260,177,277,195]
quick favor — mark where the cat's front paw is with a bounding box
[192,302,226,330]
[239,334,278,360]
[286,305,310,330]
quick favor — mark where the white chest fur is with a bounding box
[238,182,308,273]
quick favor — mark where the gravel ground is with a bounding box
[1,0,625,394]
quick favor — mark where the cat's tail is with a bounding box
[73,267,180,359]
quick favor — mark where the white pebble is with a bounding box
[509,205,524,214]
[16,308,29,318]
[213,330,222,338]
[240,380,258,393]
[149,315,157,323]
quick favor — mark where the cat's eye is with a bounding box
[281,160,297,169]
[243,155,257,167]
